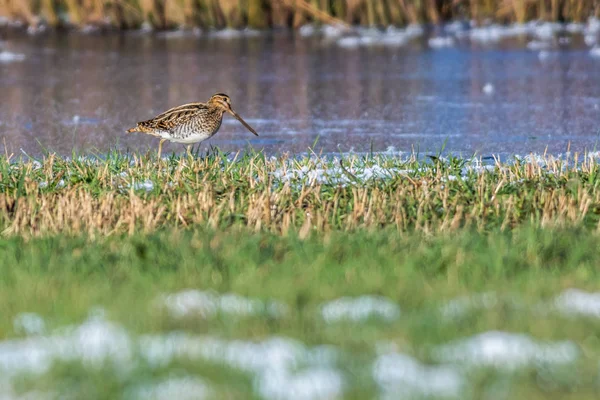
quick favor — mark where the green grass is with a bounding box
[2,226,600,399]
[2,152,600,399]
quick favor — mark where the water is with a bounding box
[1,29,600,158]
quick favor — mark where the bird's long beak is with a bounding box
[228,109,259,136]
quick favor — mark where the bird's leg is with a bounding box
[186,145,193,159]
[157,139,166,159]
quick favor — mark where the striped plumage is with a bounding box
[126,93,259,157]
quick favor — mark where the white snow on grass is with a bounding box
[441,293,498,319]
[160,289,288,319]
[554,289,600,318]
[320,296,400,323]
[432,331,578,370]
[272,163,402,185]
[133,180,154,192]
[373,352,465,399]
[0,314,343,400]
[13,313,46,336]
[0,315,132,379]
[140,334,344,400]
[127,377,212,400]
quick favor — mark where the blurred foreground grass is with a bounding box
[2,226,600,399]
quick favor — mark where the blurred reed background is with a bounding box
[0,0,598,30]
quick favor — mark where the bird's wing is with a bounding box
[138,102,208,131]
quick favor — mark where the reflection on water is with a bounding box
[1,30,600,157]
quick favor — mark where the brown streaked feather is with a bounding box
[137,102,210,132]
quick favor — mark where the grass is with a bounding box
[1,0,598,30]
[2,226,600,399]
[0,151,599,236]
[2,151,600,398]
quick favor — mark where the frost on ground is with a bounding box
[433,331,579,370]
[140,334,344,400]
[13,313,46,336]
[554,289,600,319]
[440,293,498,319]
[320,296,400,323]
[160,289,288,319]
[126,377,211,400]
[272,161,404,186]
[373,352,465,399]
[0,314,343,400]
[0,315,132,379]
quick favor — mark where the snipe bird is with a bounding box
[126,93,259,158]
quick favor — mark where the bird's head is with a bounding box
[208,93,259,136]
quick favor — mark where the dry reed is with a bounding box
[0,0,598,29]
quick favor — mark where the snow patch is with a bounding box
[140,334,343,400]
[320,296,400,323]
[373,352,465,399]
[433,331,578,370]
[160,289,288,319]
[441,293,498,319]
[127,377,211,400]
[13,313,45,336]
[428,37,455,48]
[482,83,495,95]
[554,289,600,318]
[0,51,26,63]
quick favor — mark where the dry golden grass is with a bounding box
[0,152,599,237]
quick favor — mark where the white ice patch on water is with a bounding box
[127,377,211,400]
[589,46,600,58]
[554,289,600,318]
[160,289,288,319]
[210,28,261,38]
[482,83,495,95]
[526,40,551,50]
[320,296,400,323]
[428,37,455,48]
[140,334,343,400]
[0,51,26,63]
[335,25,422,48]
[433,331,578,370]
[585,17,600,35]
[373,352,465,399]
[566,22,584,33]
[13,313,46,336]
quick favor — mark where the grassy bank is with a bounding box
[1,0,598,30]
[0,151,599,236]
[2,151,600,399]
